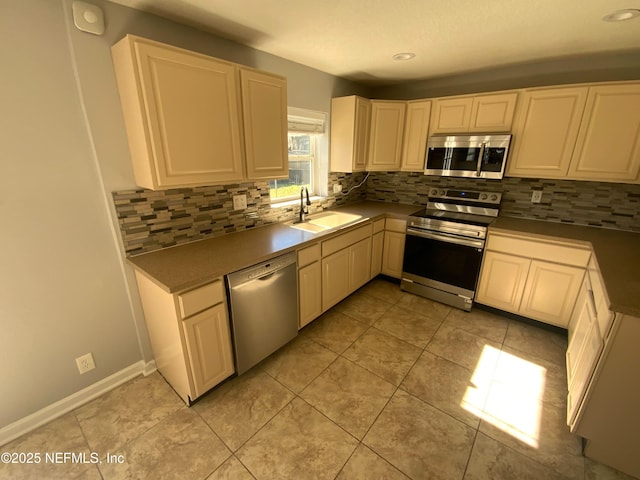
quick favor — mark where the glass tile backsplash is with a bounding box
[112,172,639,256]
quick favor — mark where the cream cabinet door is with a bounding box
[371,231,384,278]
[401,100,431,171]
[112,36,245,189]
[368,101,406,171]
[299,261,322,329]
[350,237,372,291]
[431,96,473,133]
[240,68,288,180]
[322,247,351,311]
[381,231,405,279]
[507,87,588,178]
[568,84,640,183]
[476,251,530,313]
[330,96,371,172]
[182,304,235,398]
[519,260,584,328]
[470,92,518,132]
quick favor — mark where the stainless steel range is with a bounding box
[401,187,501,311]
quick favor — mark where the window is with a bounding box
[269,108,327,203]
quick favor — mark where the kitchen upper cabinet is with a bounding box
[367,101,406,171]
[112,35,245,189]
[476,232,590,328]
[507,82,640,183]
[330,96,371,172]
[507,86,588,179]
[240,68,288,180]
[430,92,518,134]
[112,35,287,190]
[134,273,234,404]
[568,84,640,183]
[401,100,431,171]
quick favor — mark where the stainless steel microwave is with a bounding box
[424,134,511,179]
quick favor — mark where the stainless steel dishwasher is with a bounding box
[226,252,298,375]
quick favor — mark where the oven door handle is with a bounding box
[407,228,485,249]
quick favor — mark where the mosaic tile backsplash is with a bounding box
[113,172,640,256]
[366,173,640,232]
[113,172,367,256]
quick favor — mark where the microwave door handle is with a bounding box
[476,142,486,177]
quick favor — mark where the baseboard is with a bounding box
[0,360,156,447]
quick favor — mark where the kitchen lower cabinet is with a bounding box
[134,272,234,404]
[476,232,590,328]
[297,243,322,329]
[182,303,235,398]
[476,251,530,313]
[370,219,385,277]
[321,223,373,311]
[573,314,640,478]
[381,218,406,279]
[519,260,585,327]
[350,237,372,290]
[322,247,351,311]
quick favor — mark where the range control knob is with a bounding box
[490,194,499,202]
[430,188,438,196]
[479,193,488,200]
[438,189,446,196]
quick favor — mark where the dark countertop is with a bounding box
[127,201,640,317]
[128,201,418,293]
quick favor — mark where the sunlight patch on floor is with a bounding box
[461,345,547,449]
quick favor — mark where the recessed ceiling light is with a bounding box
[392,52,416,61]
[602,8,640,22]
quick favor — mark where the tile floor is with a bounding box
[1,277,637,480]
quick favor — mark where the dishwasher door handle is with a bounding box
[257,272,276,281]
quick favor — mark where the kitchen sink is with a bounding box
[288,212,363,233]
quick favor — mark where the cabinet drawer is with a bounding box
[298,243,321,268]
[373,218,385,234]
[487,233,590,267]
[178,279,224,319]
[385,218,407,233]
[322,223,372,257]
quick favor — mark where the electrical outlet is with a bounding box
[333,184,343,194]
[232,194,247,210]
[76,353,95,374]
[531,190,543,204]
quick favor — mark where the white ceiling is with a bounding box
[109,0,640,85]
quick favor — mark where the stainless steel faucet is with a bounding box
[296,186,311,223]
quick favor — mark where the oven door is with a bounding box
[402,227,485,296]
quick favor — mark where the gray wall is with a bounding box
[1,0,368,431]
